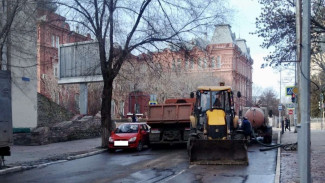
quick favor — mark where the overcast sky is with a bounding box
[228,0,295,101]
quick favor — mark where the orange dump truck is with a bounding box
[147,98,195,145]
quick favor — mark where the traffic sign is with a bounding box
[288,109,294,115]
[149,101,157,105]
[278,104,283,111]
[286,103,295,109]
[286,86,294,96]
[292,87,299,94]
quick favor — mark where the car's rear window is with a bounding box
[115,124,138,133]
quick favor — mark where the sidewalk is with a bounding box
[280,128,325,183]
[0,137,106,175]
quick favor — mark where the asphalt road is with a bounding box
[0,143,277,183]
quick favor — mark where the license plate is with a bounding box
[114,141,128,146]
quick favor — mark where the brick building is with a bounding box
[129,24,253,115]
[37,10,91,113]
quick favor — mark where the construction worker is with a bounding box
[242,117,252,140]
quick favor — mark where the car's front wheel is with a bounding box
[136,141,143,152]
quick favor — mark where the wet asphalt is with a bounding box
[0,142,277,183]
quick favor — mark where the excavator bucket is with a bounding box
[188,139,248,165]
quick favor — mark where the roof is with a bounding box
[236,39,251,58]
[197,86,232,91]
[211,24,236,44]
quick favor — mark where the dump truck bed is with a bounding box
[147,103,193,124]
[147,98,195,144]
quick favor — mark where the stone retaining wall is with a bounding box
[37,93,74,127]
[14,116,101,145]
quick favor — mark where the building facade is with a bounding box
[128,24,253,115]
[37,10,91,113]
[0,1,38,128]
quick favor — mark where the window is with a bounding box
[177,59,181,70]
[111,100,116,117]
[185,59,189,69]
[172,59,176,70]
[190,58,194,69]
[203,58,207,68]
[53,63,58,78]
[56,36,60,48]
[135,103,140,114]
[197,58,201,69]
[120,101,125,116]
[52,35,55,47]
[211,57,216,68]
[217,56,221,68]
[51,35,60,48]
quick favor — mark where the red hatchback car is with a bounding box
[108,123,150,152]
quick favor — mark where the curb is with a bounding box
[274,131,281,183]
[0,149,107,175]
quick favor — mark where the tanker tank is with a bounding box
[243,106,272,144]
[244,107,265,129]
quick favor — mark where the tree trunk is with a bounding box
[101,79,113,148]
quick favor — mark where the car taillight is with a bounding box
[150,129,160,134]
[109,137,114,143]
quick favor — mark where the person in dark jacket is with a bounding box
[285,117,290,131]
[242,117,252,139]
[132,114,137,122]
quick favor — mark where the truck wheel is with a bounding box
[137,141,143,152]
[187,137,195,157]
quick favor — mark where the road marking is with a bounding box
[162,169,186,182]
[189,164,196,169]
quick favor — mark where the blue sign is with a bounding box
[149,101,157,105]
[286,86,294,96]
[278,104,283,111]
[22,77,30,82]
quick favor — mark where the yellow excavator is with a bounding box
[187,86,248,165]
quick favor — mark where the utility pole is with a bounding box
[279,67,283,133]
[299,0,311,182]
[295,0,302,134]
[321,93,324,130]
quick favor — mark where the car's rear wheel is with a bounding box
[137,141,143,152]
[108,148,115,153]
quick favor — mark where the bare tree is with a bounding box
[257,88,280,116]
[0,0,25,69]
[56,0,231,147]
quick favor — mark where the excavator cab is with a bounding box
[187,86,248,165]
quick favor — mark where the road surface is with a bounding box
[1,143,277,183]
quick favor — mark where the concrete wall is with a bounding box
[8,1,38,128]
